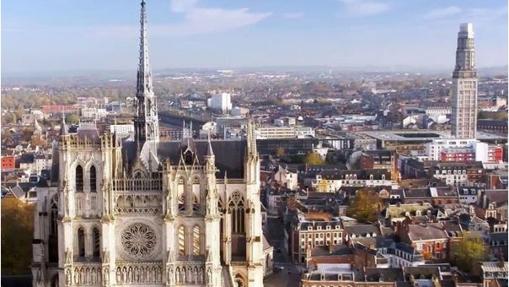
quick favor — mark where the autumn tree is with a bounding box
[275,147,286,157]
[450,233,487,273]
[304,152,324,165]
[346,189,381,223]
[1,197,35,275]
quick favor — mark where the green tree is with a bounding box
[304,152,324,165]
[346,189,381,223]
[66,113,80,124]
[1,197,35,275]
[451,233,487,273]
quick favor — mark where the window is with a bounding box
[90,166,97,192]
[178,226,185,256]
[229,192,245,234]
[76,165,84,192]
[178,177,185,212]
[92,227,100,257]
[78,228,85,257]
[192,226,200,256]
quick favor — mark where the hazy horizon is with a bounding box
[3,0,507,74]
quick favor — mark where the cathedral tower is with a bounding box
[134,0,160,150]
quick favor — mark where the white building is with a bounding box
[109,124,135,140]
[208,92,232,114]
[425,138,478,161]
[256,126,315,139]
[273,165,298,191]
[81,107,108,119]
[31,2,268,286]
[425,138,502,164]
[425,107,450,124]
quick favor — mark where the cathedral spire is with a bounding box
[246,118,257,156]
[60,113,68,136]
[134,0,159,150]
[207,131,214,157]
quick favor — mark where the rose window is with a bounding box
[121,223,156,258]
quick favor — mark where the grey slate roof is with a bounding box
[122,139,247,178]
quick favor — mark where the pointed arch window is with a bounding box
[49,195,59,263]
[193,195,200,212]
[192,226,200,256]
[76,165,84,192]
[77,227,85,257]
[90,166,97,192]
[229,192,245,234]
[178,177,186,212]
[178,226,185,256]
[50,196,58,236]
[92,227,101,258]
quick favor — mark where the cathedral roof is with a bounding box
[122,139,247,178]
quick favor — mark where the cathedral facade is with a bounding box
[31,1,269,286]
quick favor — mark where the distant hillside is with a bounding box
[478,66,508,77]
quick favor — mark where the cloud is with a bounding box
[167,0,271,35]
[170,0,198,13]
[423,6,462,20]
[422,6,507,23]
[282,12,304,19]
[339,0,390,16]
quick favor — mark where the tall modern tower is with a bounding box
[451,23,478,139]
[134,0,159,150]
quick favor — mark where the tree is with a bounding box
[1,197,35,275]
[346,189,381,223]
[66,113,80,124]
[450,233,487,273]
[275,147,286,158]
[305,152,324,165]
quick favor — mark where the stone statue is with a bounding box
[167,267,174,284]
[64,248,72,264]
[165,188,171,215]
[101,249,109,263]
[206,267,212,283]
[65,269,72,285]
[102,267,109,285]
[166,249,174,263]
[206,248,212,262]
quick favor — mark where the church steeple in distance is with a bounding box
[134,0,159,150]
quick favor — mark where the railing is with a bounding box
[61,134,101,148]
[217,179,245,184]
[112,178,162,192]
[169,166,204,172]
[114,194,162,215]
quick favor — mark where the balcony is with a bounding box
[112,178,162,193]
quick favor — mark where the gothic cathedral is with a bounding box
[31,1,269,286]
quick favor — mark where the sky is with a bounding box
[2,0,508,74]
